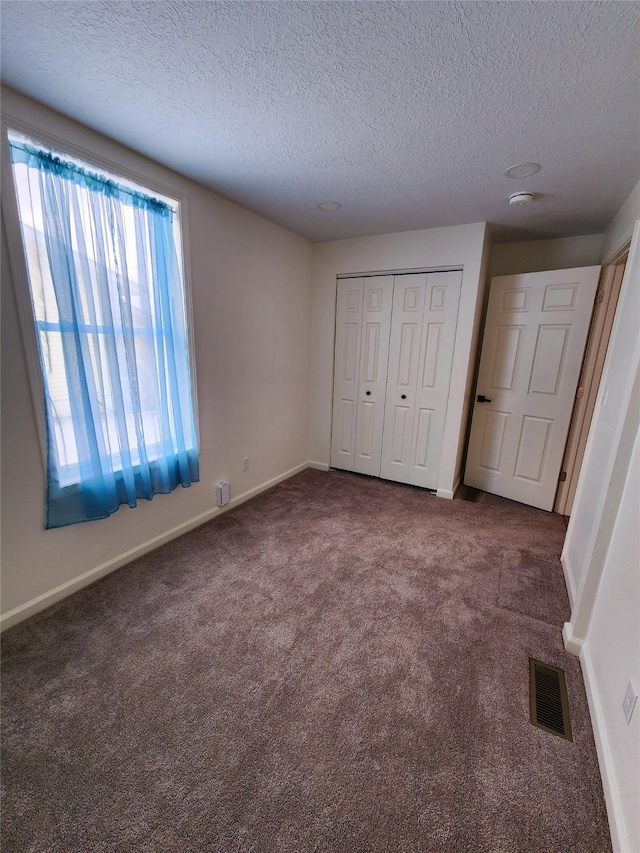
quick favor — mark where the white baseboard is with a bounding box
[307,460,330,471]
[0,461,311,632]
[562,621,584,657]
[561,550,577,608]
[436,488,454,500]
[580,643,628,853]
[436,475,461,501]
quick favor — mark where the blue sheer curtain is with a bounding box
[9,139,199,528]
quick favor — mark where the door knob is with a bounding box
[477,394,492,403]
[365,390,371,396]
[401,394,407,400]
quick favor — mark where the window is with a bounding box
[8,132,199,528]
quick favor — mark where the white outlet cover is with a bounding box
[622,679,637,725]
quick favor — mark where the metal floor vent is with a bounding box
[529,659,573,741]
[460,486,481,502]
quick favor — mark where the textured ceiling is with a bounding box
[1,1,638,243]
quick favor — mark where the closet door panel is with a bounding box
[330,281,364,471]
[413,406,434,469]
[331,277,393,475]
[408,270,462,487]
[380,275,426,481]
[353,277,394,475]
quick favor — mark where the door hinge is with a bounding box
[595,290,605,304]
[576,386,585,400]
[559,471,567,483]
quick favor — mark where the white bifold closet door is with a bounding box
[330,276,394,476]
[330,270,462,490]
[380,271,462,488]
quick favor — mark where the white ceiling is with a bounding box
[1,1,638,243]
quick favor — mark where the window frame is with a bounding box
[2,114,200,484]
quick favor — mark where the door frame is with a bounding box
[554,242,630,514]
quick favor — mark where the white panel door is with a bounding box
[330,276,393,475]
[464,266,601,510]
[330,280,362,471]
[380,271,462,489]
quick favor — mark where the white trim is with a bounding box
[580,642,629,853]
[1,123,49,474]
[438,475,462,501]
[601,182,640,264]
[2,112,187,203]
[436,487,455,500]
[0,462,310,631]
[337,265,463,279]
[561,551,577,608]
[307,460,330,471]
[562,621,584,657]
[603,238,632,268]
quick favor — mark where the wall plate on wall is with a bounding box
[622,679,637,725]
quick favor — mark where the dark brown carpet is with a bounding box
[1,469,611,852]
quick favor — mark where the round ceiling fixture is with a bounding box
[509,191,534,206]
[318,201,341,211]
[504,162,541,179]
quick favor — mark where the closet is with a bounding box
[330,270,462,490]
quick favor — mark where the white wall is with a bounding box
[560,175,640,851]
[1,88,313,625]
[309,222,490,498]
[601,179,640,262]
[489,233,603,277]
[583,420,640,853]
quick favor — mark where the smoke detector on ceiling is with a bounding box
[509,191,534,207]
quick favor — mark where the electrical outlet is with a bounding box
[622,679,637,725]
[242,457,249,472]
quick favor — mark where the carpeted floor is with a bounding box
[1,468,612,852]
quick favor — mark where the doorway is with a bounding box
[554,247,629,515]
